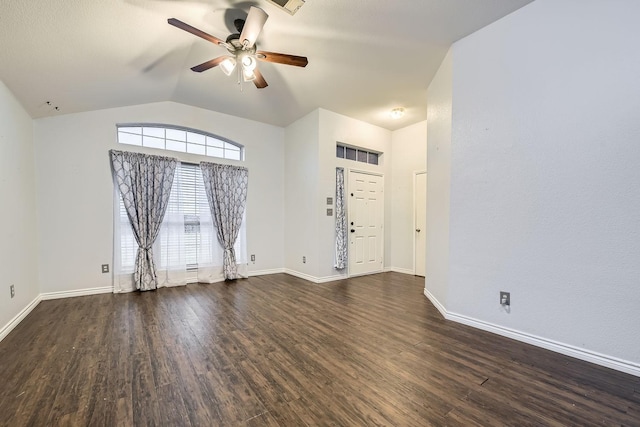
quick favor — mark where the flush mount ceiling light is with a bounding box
[390,108,405,119]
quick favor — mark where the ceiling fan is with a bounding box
[168,6,308,89]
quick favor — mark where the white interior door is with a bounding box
[415,172,426,277]
[348,171,384,276]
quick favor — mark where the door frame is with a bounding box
[413,170,427,275]
[347,168,385,278]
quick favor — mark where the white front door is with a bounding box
[414,172,427,277]
[348,171,384,276]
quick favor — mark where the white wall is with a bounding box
[425,51,453,308]
[0,81,39,332]
[283,108,394,281]
[438,0,640,368]
[32,99,417,294]
[318,109,392,280]
[33,101,285,294]
[284,109,320,277]
[390,121,427,273]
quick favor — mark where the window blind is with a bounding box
[118,162,212,271]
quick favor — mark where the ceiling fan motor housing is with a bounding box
[225,33,257,55]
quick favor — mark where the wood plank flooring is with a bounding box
[0,272,638,426]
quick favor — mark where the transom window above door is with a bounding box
[336,143,380,165]
[117,124,244,161]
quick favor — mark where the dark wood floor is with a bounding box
[0,273,638,426]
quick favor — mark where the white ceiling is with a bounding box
[0,0,534,130]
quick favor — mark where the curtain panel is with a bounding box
[110,150,177,291]
[335,167,348,270]
[200,162,249,280]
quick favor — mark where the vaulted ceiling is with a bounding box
[0,0,533,130]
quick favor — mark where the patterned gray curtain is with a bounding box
[110,150,177,291]
[335,167,348,270]
[200,162,248,280]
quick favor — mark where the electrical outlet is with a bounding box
[10,285,15,299]
[302,256,306,264]
[102,264,109,273]
[251,254,255,262]
[500,291,510,306]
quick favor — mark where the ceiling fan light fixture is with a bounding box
[390,108,405,119]
[241,55,257,71]
[168,14,307,90]
[243,69,256,82]
[220,57,236,76]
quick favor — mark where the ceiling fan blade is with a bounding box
[253,68,268,89]
[191,56,230,73]
[239,6,268,48]
[168,18,227,47]
[256,51,308,67]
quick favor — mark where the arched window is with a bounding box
[117,124,244,161]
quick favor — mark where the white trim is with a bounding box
[388,267,414,276]
[0,296,42,342]
[349,269,384,278]
[248,268,286,277]
[284,269,347,284]
[413,170,427,276]
[424,288,447,318]
[317,274,348,283]
[284,269,320,283]
[40,286,113,301]
[423,288,640,378]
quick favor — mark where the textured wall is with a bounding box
[0,81,39,333]
[34,101,285,293]
[448,0,640,364]
[318,109,392,280]
[425,50,453,307]
[391,121,427,273]
[284,109,321,277]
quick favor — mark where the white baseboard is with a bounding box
[316,274,348,283]
[283,269,318,283]
[423,288,640,378]
[423,288,447,318]
[280,269,415,283]
[0,295,42,342]
[387,267,415,275]
[40,286,113,301]
[283,269,347,284]
[349,269,384,278]
[248,268,285,277]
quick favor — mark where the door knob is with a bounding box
[416,228,421,232]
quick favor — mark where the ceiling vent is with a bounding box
[265,0,305,15]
